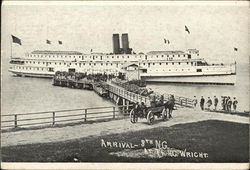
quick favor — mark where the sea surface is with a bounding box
[1,57,249,116]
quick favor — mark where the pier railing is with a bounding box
[106,82,193,108]
[1,105,132,130]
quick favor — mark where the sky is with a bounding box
[1,1,249,64]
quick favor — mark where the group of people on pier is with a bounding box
[112,78,154,97]
[54,71,116,82]
[192,96,238,112]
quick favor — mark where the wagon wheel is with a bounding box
[147,111,154,125]
[130,109,138,123]
[161,108,167,121]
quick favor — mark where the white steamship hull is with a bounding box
[142,73,236,85]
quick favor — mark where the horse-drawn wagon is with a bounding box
[129,95,175,125]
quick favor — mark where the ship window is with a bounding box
[187,62,189,64]
[42,68,43,70]
[178,55,180,57]
[69,63,71,65]
[182,69,184,71]
[122,56,124,58]
[197,54,199,56]
[112,56,114,58]
[111,63,113,66]
[197,69,202,72]
[148,63,150,67]
[162,55,164,57]
[75,63,77,66]
[55,63,57,65]
[53,56,54,58]
[33,61,35,64]
[166,63,168,65]
[64,63,66,65]
[172,63,174,65]
[178,62,180,65]
[94,63,96,66]
[159,63,162,65]
[83,63,85,66]
[169,69,171,71]
[127,56,129,58]
[101,63,103,66]
[59,63,61,65]
[153,63,155,65]
[106,63,108,66]
[37,68,39,70]
[156,55,158,58]
[89,63,91,66]
[49,55,50,58]
[143,63,146,65]
[38,62,40,64]
[74,56,75,58]
[183,54,185,57]
[167,55,169,57]
[117,56,119,59]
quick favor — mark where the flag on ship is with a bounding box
[58,40,62,45]
[164,38,170,44]
[234,47,238,51]
[185,25,190,34]
[11,35,22,45]
[46,40,51,44]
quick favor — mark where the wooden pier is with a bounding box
[98,81,194,108]
[52,77,194,108]
[52,78,93,90]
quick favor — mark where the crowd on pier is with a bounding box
[54,71,116,82]
[192,96,238,112]
[112,78,154,97]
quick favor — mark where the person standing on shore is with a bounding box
[206,97,212,110]
[233,97,238,112]
[214,96,218,110]
[225,96,229,111]
[221,96,226,110]
[227,97,232,112]
[193,96,198,108]
[200,96,205,110]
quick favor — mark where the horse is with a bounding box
[164,99,175,118]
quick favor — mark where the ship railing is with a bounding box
[1,105,133,130]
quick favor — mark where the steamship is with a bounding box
[9,34,236,85]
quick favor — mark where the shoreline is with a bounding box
[1,108,248,148]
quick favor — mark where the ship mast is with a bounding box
[10,39,13,58]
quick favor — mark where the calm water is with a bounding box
[1,58,249,115]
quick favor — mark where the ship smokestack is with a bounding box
[122,33,132,54]
[112,34,120,54]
